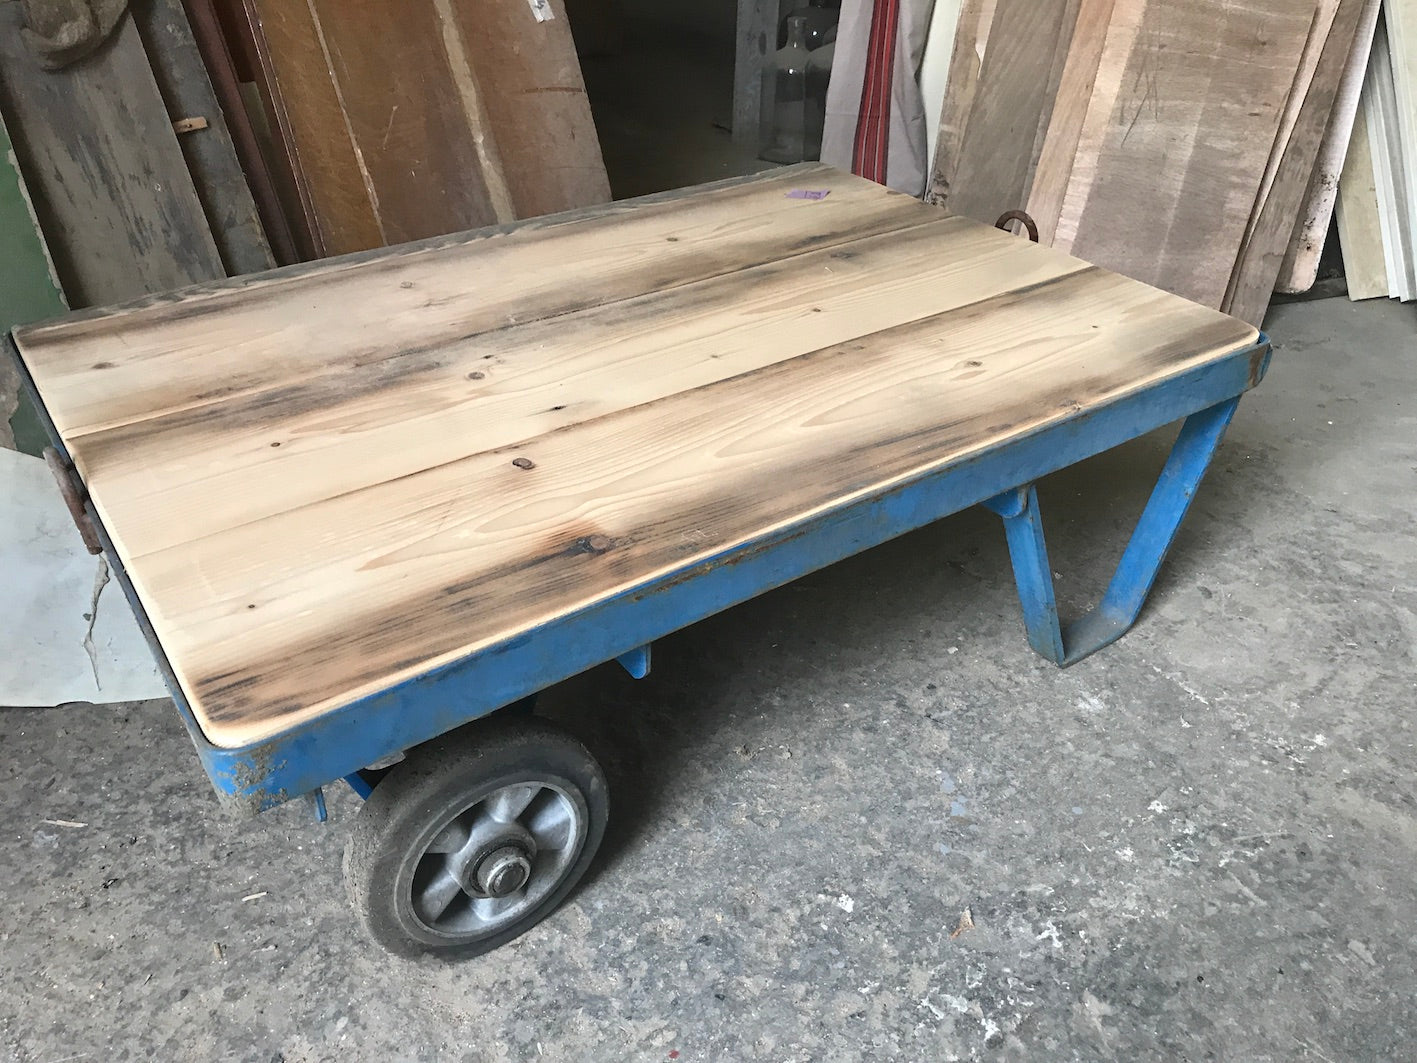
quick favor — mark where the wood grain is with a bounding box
[449,0,609,218]
[1027,0,1118,245]
[943,0,1078,226]
[1240,0,1338,272]
[134,0,276,278]
[243,0,380,256]
[925,0,997,206]
[23,166,924,436]
[15,168,1258,747]
[1054,0,1315,309]
[1049,0,1147,256]
[1223,0,1366,324]
[1275,0,1381,293]
[0,9,223,306]
[71,217,1062,557]
[1335,98,1389,300]
[243,0,608,256]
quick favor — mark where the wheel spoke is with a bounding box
[413,863,466,924]
[485,783,542,824]
[424,815,472,854]
[525,794,576,851]
[472,893,523,923]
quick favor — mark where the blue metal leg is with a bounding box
[344,772,375,800]
[985,396,1241,666]
[982,484,1066,663]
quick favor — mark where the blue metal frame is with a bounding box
[7,334,1269,814]
[983,395,1240,666]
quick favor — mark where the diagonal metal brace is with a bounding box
[983,396,1241,667]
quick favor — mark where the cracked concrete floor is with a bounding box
[2,295,1414,1061]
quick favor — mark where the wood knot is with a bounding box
[511,457,535,470]
[576,534,614,555]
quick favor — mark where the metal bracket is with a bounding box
[42,447,102,554]
[616,644,652,679]
[983,396,1241,666]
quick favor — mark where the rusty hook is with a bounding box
[994,209,1039,243]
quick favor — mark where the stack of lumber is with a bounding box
[1334,4,1417,301]
[927,0,1385,325]
[235,0,611,258]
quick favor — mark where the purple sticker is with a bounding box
[786,189,831,200]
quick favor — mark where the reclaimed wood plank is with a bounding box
[22,166,924,437]
[1054,0,1315,309]
[0,8,223,306]
[1026,0,1116,245]
[68,216,1050,556]
[1335,97,1390,300]
[1275,0,1381,293]
[134,0,276,277]
[1224,0,1366,324]
[446,0,610,218]
[942,0,1078,226]
[925,0,996,206]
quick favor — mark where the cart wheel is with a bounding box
[343,717,608,959]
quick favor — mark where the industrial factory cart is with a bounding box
[7,164,1269,958]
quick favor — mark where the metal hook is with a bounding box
[994,210,1040,243]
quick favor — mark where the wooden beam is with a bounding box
[1224,0,1367,324]
[925,0,996,205]
[134,0,277,277]
[1274,0,1381,293]
[1335,97,1390,300]
[942,0,1078,226]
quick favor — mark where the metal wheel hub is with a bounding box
[472,845,532,897]
[405,779,587,941]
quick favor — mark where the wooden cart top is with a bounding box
[14,164,1258,749]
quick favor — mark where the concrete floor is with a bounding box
[1,295,1414,1061]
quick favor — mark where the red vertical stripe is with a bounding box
[853,0,901,185]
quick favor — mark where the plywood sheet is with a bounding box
[15,166,1258,747]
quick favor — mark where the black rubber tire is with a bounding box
[343,716,608,959]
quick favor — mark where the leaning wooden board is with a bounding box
[13,165,1258,749]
